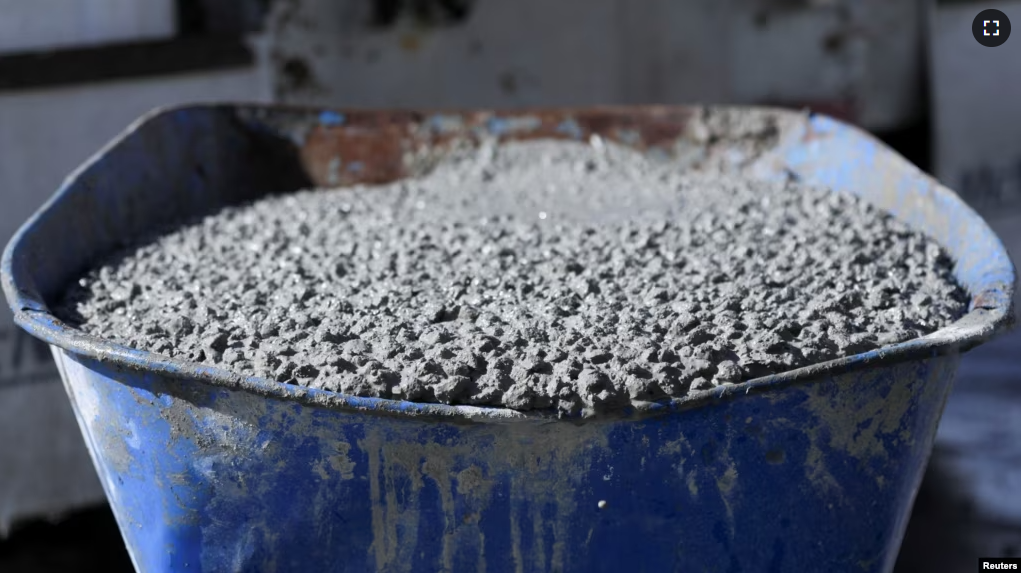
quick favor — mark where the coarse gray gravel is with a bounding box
[57,139,968,416]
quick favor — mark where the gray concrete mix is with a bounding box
[56,139,967,415]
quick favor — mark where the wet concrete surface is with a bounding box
[59,139,966,415]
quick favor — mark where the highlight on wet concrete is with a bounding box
[57,139,967,416]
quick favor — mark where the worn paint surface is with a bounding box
[54,348,958,572]
[2,104,1016,572]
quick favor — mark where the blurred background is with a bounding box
[0,1,1017,571]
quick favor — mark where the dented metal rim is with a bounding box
[2,103,1016,423]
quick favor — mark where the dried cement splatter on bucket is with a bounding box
[57,139,967,415]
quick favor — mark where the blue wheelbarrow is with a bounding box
[2,105,1015,572]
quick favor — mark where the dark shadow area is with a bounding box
[0,505,133,573]
[176,0,271,36]
[875,120,931,174]
[894,450,1021,573]
[370,0,475,28]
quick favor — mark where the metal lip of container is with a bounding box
[3,103,1014,422]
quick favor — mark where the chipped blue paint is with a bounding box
[427,114,464,134]
[1,105,1015,573]
[318,110,345,126]
[485,115,541,136]
[51,347,959,573]
[555,119,583,140]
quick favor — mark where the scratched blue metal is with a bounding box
[2,105,1016,573]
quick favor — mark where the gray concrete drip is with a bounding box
[57,139,967,416]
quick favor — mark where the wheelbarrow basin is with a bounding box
[2,105,1015,573]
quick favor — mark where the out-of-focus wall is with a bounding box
[0,0,175,52]
[261,0,923,133]
[930,0,1020,290]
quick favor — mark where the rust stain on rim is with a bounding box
[298,107,699,188]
